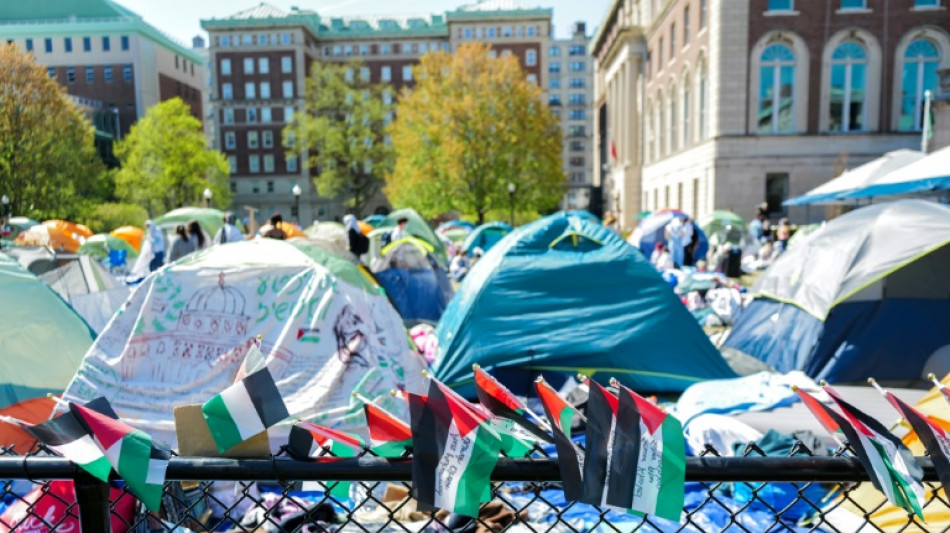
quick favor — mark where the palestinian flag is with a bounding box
[882,389,950,497]
[287,421,364,498]
[233,337,267,383]
[2,411,112,483]
[409,378,502,518]
[201,365,290,453]
[792,386,845,446]
[535,378,584,501]
[581,378,619,507]
[363,403,412,457]
[70,403,168,512]
[606,383,685,522]
[474,366,553,443]
[824,385,925,519]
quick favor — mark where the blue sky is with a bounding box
[113,0,613,46]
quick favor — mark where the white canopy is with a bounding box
[841,144,950,200]
[784,149,924,206]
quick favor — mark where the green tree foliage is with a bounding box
[84,202,149,233]
[0,44,106,220]
[387,43,565,224]
[114,98,230,215]
[286,60,394,217]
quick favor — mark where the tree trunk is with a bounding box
[477,209,485,225]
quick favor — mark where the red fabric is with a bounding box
[70,404,131,451]
[624,387,667,435]
[298,421,364,450]
[587,379,618,415]
[610,141,618,161]
[535,380,571,431]
[474,367,523,413]
[0,480,135,533]
[794,388,841,436]
[365,404,411,442]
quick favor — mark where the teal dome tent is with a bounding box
[433,212,735,397]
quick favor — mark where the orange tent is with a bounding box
[14,220,93,252]
[0,397,56,453]
[277,221,306,239]
[358,221,374,235]
[110,225,144,252]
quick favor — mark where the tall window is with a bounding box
[244,58,254,74]
[221,59,231,76]
[670,23,676,56]
[684,7,690,45]
[700,0,707,28]
[102,36,110,51]
[768,0,793,10]
[758,44,795,133]
[282,81,293,98]
[82,37,91,52]
[64,38,72,53]
[526,49,537,66]
[646,102,654,162]
[829,41,867,132]
[698,65,708,139]
[658,93,666,155]
[900,40,939,131]
[683,79,691,147]
[259,57,269,74]
[669,86,678,152]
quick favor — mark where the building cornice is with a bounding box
[591,0,625,56]
[595,26,644,67]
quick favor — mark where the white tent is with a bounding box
[784,149,924,206]
[41,256,131,333]
[841,144,950,201]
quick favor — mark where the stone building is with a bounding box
[593,0,950,229]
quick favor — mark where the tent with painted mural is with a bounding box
[0,252,95,410]
[62,238,427,447]
[370,237,454,323]
[722,200,950,384]
[433,212,736,398]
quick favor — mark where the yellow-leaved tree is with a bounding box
[387,43,564,224]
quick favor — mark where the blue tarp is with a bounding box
[461,221,512,255]
[434,212,736,397]
[722,298,825,374]
[375,267,453,322]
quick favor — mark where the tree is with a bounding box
[287,60,394,217]
[387,43,565,224]
[0,44,106,220]
[114,98,230,215]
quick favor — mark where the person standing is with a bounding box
[664,216,687,268]
[684,218,699,266]
[390,217,409,243]
[187,220,206,251]
[213,213,244,244]
[343,214,369,257]
[167,225,196,263]
[775,218,791,253]
[145,220,166,271]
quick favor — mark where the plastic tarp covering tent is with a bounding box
[628,209,709,261]
[433,212,735,397]
[372,238,453,322]
[783,149,924,206]
[41,256,131,334]
[723,200,950,383]
[0,252,95,410]
[62,239,425,447]
[461,221,512,255]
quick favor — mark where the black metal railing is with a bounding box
[0,443,947,532]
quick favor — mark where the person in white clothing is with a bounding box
[213,213,244,244]
[664,216,687,268]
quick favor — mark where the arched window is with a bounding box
[669,84,678,152]
[829,41,868,132]
[758,44,795,133]
[900,39,939,131]
[698,61,708,140]
[682,75,691,147]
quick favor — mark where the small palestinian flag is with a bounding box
[410,377,502,518]
[581,378,619,507]
[233,337,267,383]
[474,365,553,443]
[877,383,950,497]
[607,381,685,521]
[288,421,365,498]
[70,402,168,512]
[824,385,925,519]
[792,386,845,446]
[534,377,584,501]
[201,364,290,453]
[1,411,112,483]
[363,403,412,457]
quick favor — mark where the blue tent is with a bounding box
[461,221,513,255]
[722,200,950,383]
[371,237,453,322]
[433,212,736,397]
[628,209,709,264]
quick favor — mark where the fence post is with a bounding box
[74,473,112,533]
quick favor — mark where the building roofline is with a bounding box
[591,0,624,56]
[444,8,553,21]
[0,17,204,63]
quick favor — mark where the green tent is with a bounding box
[154,207,225,237]
[0,252,95,409]
[700,210,748,246]
[78,234,139,259]
[374,209,447,263]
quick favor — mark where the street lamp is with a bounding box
[292,184,302,222]
[203,188,212,207]
[507,182,516,227]
[1,195,9,227]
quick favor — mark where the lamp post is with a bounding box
[292,184,302,222]
[203,188,212,207]
[507,182,516,227]
[1,195,9,229]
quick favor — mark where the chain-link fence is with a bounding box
[0,442,946,533]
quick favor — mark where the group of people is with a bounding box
[749,203,792,257]
[651,216,701,271]
[141,212,292,273]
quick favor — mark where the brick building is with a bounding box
[593,0,950,230]
[0,0,206,166]
[201,0,553,224]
